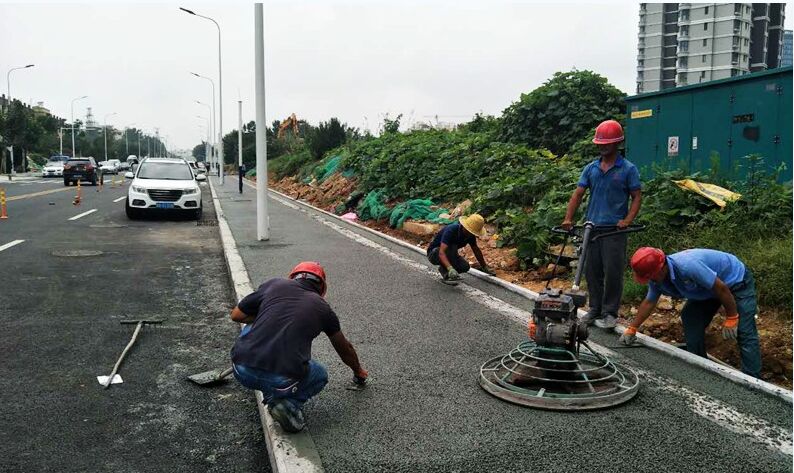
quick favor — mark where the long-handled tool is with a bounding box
[103,319,163,389]
[187,366,234,386]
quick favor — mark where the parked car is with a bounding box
[187,161,205,175]
[63,157,100,186]
[125,157,206,220]
[100,159,121,174]
[42,160,65,178]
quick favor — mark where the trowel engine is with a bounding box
[529,288,588,352]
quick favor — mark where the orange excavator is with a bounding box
[277,113,300,139]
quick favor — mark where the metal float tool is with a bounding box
[479,223,645,410]
[102,319,163,389]
[187,366,234,386]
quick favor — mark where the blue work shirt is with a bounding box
[578,155,642,225]
[428,222,476,252]
[646,249,746,302]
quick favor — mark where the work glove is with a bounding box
[619,326,638,346]
[447,268,461,280]
[722,315,739,340]
[481,265,496,276]
[353,368,369,385]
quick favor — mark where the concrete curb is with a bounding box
[208,178,325,473]
[260,182,792,404]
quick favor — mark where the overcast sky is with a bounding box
[0,1,640,150]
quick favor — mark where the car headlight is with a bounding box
[132,185,147,193]
[183,187,199,195]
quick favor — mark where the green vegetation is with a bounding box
[198,69,792,313]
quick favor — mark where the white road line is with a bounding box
[269,191,794,458]
[0,239,25,252]
[68,209,98,221]
[113,196,126,203]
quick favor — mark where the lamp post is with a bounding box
[254,3,269,240]
[70,95,88,158]
[196,100,214,170]
[124,123,135,156]
[181,7,224,184]
[190,72,216,170]
[6,64,34,102]
[103,112,117,161]
[137,130,141,157]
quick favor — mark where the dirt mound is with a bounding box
[270,173,357,212]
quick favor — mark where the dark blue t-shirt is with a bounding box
[578,155,642,225]
[231,278,340,379]
[428,222,476,252]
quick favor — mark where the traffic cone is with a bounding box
[73,179,82,206]
[0,188,7,219]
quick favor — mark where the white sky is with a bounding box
[0,1,640,150]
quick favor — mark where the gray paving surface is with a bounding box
[215,176,792,473]
[0,178,269,472]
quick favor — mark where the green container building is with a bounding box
[624,67,792,182]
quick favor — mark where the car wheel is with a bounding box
[64,179,70,186]
[193,205,203,220]
[91,175,97,186]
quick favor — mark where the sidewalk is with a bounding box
[211,176,792,473]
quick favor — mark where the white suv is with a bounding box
[125,157,206,220]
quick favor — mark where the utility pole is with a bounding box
[238,100,243,194]
[254,2,269,240]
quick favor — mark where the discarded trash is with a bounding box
[673,179,741,208]
[97,374,123,385]
[340,212,358,222]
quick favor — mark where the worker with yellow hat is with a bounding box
[427,213,494,285]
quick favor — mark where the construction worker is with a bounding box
[620,247,762,378]
[229,262,368,433]
[427,213,494,285]
[561,119,642,329]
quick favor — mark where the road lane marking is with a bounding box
[113,196,126,203]
[68,209,97,221]
[0,239,24,252]
[8,187,72,201]
[269,190,794,458]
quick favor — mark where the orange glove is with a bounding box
[722,315,739,340]
[619,326,638,345]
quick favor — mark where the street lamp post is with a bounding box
[190,72,216,171]
[5,64,34,174]
[254,3,270,240]
[6,64,34,103]
[181,7,224,184]
[196,100,213,170]
[71,95,88,158]
[124,123,135,156]
[103,112,117,161]
[137,130,141,157]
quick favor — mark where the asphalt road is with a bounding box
[0,176,269,472]
[215,176,793,473]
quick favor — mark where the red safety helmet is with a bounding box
[592,120,625,144]
[630,247,666,284]
[288,261,327,296]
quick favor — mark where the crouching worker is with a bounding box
[230,262,368,432]
[427,213,493,285]
[621,247,761,378]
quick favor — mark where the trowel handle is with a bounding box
[220,367,234,379]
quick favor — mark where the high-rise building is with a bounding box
[782,29,793,66]
[636,3,786,93]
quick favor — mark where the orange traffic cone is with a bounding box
[0,188,7,219]
[73,179,82,206]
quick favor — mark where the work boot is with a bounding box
[594,314,618,329]
[268,400,305,433]
[439,266,459,286]
[579,311,599,326]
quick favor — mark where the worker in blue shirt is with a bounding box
[561,120,642,329]
[621,247,761,378]
[427,214,494,285]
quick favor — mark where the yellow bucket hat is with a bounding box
[459,213,487,238]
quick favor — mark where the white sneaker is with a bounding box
[594,314,618,329]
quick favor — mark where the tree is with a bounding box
[192,142,207,161]
[306,117,347,159]
[498,70,626,156]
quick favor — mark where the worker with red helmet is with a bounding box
[561,119,642,329]
[229,261,368,433]
[621,247,761,378]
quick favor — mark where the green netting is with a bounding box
[317,155,343,182]
[246,169,257,177]
[356,190,391,221]
[388,199,454,229]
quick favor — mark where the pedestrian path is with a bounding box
[211,176,792,473]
